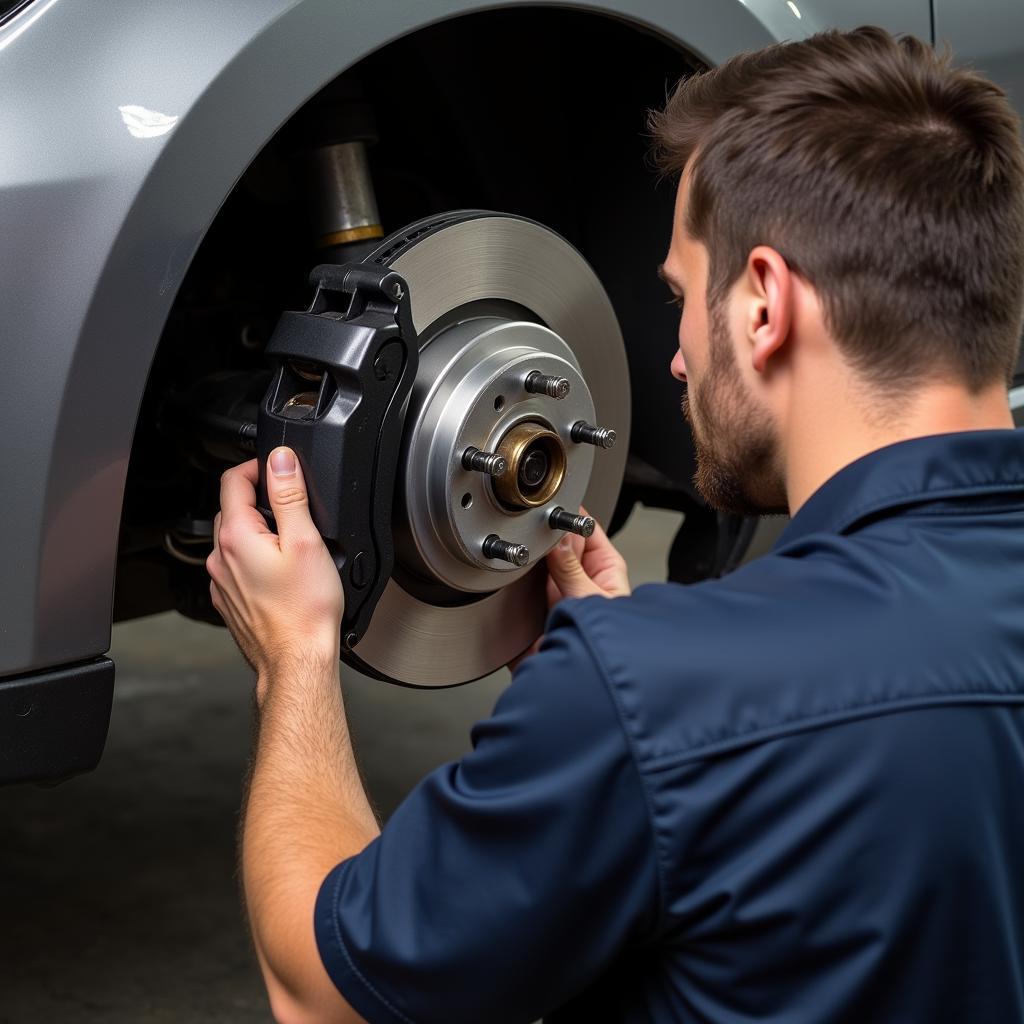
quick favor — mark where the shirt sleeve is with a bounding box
[313,602,661,1024]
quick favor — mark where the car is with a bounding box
[2,0,1022,784]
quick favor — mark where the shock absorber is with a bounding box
[297,81,384,262]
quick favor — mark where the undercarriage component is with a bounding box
[461,447,507,476]
[326,210,630,685]
[492,421,567,510]
[294,84,385,259]
[482,534,531,567]
[549,507,595,537]
[307,141,383,248]
[524,370,570,399]
[571,420,617,449]
[257,264,419,649]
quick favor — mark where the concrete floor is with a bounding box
[0,507,783,1023]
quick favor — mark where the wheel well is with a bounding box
[116,6,707,621]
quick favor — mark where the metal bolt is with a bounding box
[462,447,508,476]
[525,370,571,400]
[549,507,596,538]
[482,534,530,567]
[571,421,617,449]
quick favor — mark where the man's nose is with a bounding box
[670,348,687,383]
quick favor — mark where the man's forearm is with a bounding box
[243,653,379,1021]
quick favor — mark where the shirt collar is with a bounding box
[772,428,1024,550]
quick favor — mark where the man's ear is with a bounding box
[744,245,793,374]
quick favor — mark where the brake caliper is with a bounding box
[257,264,418,650]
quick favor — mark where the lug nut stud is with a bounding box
[482,534,530,567]
[571,421,616,449]
[549,507,595,538]
[525,370,571,400]
[462,446,508,476]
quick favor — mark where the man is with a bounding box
[207,26,1024,1024]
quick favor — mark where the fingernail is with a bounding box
[271,448,296,477]
[559,535,572,550]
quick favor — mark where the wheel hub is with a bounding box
[399,317,596,593]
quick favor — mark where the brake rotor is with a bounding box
[352,211,630,686]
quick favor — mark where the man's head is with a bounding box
[650,26,1024,515]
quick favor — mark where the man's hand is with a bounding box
[510,510,630,671]
[207,448,343,697]
[207,447,372,1024]
[545,510,631,603]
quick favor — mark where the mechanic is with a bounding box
[207,26,1024,1024]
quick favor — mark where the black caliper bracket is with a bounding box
[256,263,418,650]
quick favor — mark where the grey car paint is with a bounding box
[0,0,934,677]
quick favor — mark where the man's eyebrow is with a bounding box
[657,262,683,292]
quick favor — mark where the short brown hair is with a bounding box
[649,25,1024,392]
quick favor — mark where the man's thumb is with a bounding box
[267,447,319,545]
[547,536,601,599]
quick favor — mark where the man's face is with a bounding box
[660,170,787,516]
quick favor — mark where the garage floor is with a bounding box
[0,507,781,1022]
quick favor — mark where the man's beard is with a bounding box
[681,302,788,517]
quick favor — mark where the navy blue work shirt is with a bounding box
[315,428,1024,1023]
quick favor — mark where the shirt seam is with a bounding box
[567,606,671,937]
[327,865,416,1024]
[892,501,1024,518]
[834,480,1024,536]
[641,692,1024,771]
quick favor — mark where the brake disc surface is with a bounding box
[352,212,630,686]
